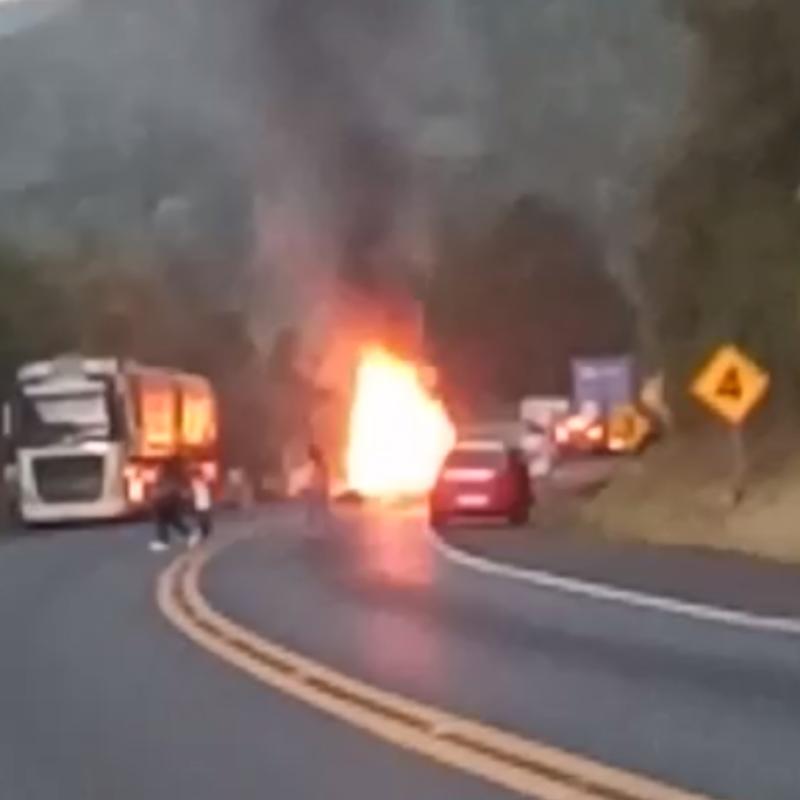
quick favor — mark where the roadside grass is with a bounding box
[579,431,800,565]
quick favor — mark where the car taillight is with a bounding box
[587,425,604,442]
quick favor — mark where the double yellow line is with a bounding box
[158,536,719,800]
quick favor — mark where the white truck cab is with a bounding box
[10,357,130,523]
[7,355,218,525]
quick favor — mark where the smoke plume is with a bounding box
[245,0,488,342]
[0,0,687,334]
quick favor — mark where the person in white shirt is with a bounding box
[188,470,213,547]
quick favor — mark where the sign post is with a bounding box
[730,426,747,505]
[690,345,770,504]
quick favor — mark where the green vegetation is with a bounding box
[643,0,800,422]
[427,195,634,417]
[0,243,268,470]
[578,2,800,562]
[0,245,74,394]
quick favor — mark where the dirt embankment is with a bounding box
[579,432,800,565]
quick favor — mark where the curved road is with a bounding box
[1,507,799,799]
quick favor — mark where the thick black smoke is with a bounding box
[262,0,411,291]
[0,0,688,325]
[240,0,488,328]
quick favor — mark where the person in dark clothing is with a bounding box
[305,444,331,537]
[150,456,191,552]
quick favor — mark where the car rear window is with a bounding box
[444,447,508,470]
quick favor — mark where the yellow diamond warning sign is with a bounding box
[691,345,770,425]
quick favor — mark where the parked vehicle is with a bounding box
[429,439,532,527]
[3,355,218,525]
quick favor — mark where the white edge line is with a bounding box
[430,529,800,637]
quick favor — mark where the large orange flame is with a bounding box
[346,346,455,498]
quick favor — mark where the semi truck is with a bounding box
[2,355,218,525]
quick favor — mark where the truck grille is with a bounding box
[33,456,104,504]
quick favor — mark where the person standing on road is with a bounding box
[305,444,331,537]
[189,468,213,545]
[149,456,191,552]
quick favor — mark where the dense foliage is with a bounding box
[427,196,634,415]
[643,0,800,421]
[0,244,265,466]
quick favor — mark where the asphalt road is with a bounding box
[0,516,515,800]
[207,505,800,800]
[1,507,800,799]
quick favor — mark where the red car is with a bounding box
[429,440,532,527]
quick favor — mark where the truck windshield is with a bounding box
[16,385,119,447]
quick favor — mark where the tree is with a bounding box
[0,244,269,471]
[0,245,76,394]
[427,195,633,415]
[643,0,800,421]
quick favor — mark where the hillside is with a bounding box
[0,0,688,264]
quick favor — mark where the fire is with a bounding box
[346,346,456,498]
